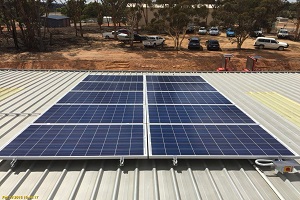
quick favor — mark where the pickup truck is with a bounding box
[143,36,165,47]
[102,29,129,39]
[102,31,117,39]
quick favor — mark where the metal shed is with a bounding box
[41,15,70,28]
[0,70,299,200]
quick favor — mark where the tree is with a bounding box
[100,0,128,39]
[213,0,261,49]
[63,0,86,37]
[254,0,285,33]
[151,0,198,50]
[0,0,51,51]
[83,1,104,30]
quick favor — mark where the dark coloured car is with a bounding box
[133,34,147,42]
[188,37,201,50]
[186,26,195,34]
[206,40,220,51]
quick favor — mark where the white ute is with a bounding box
[143,36,165,47]
[102,31,117,39]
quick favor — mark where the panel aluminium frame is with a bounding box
[0,124,147,160]
[0,73,148,160]
[146,75,298,159]
[199,75,299,158]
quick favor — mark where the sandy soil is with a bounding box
[0,25,299,71]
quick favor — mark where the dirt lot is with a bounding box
[0,25,299,71]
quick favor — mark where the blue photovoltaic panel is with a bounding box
[0,125,144,157]
[147,92,231,104]
[147,83,216,91]
[83,75,143,82]
[150,125,294,156]
[73,82,143,91]
[58,92,143,104]
[147,76,205,82]
[149,105,254,124]
[35,105,143,123]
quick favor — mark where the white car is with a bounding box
[277,28,289,39]
[254,37,289,51]
[143,36,165,47]
[198,27,207,35]
[102,31,117,39]
[209,27,219,36]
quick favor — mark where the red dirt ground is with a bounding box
[0,25,299,71]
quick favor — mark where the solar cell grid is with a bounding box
[147,76,205,82]
[0,74,295,160]
[147,92,231,104]
[150,125,294,157]
[0,125,145,157]
[147,82,216,91]
[83,75,143,82]
[58,92,143,104]
[73,82,143,91]
[35,105,143,123]
[148,105,255,124]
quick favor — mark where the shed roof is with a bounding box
[0,70,299,199]
[42,15,70,20]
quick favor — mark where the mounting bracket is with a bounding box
[10,158,17,168]
[119,157,125,166]
[173,157,178,166]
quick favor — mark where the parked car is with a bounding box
[253,37,289,51]
[102,29,129,39]
[206,40,220,51]
[277,28,289,39]
[188,37,201,50]
[102,31,117,39]
[143,36,165,47]
[117,29,129,34]
[250,28,264,37]
[198,27,207,35]
[226,28,235,37]
[208,27,219,36]
[117,33,147,42]
[186,26,195,34]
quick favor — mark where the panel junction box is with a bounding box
[273,160,299,174]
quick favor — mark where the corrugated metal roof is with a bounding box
[0,70,299,200]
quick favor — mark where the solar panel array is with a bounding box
[147,75,294,158]
[0,75,146,159]
[0,74,295,160]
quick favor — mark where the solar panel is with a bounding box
[148,105,254,124]
[35,105,143,124]
[149,125,294,158]
[58,92,143,104]
[147,83,216,91]
[147,76,205,82]
[0,125,145,158]
[83,75,143,82]
[0,74,295,160]
[147,92,231,104]
[73,82,143,91]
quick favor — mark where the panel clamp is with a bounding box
[119,157,125,166]
[172,156,178,166]
[10,158,17,168]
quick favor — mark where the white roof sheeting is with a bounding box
[0,70,299,199]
